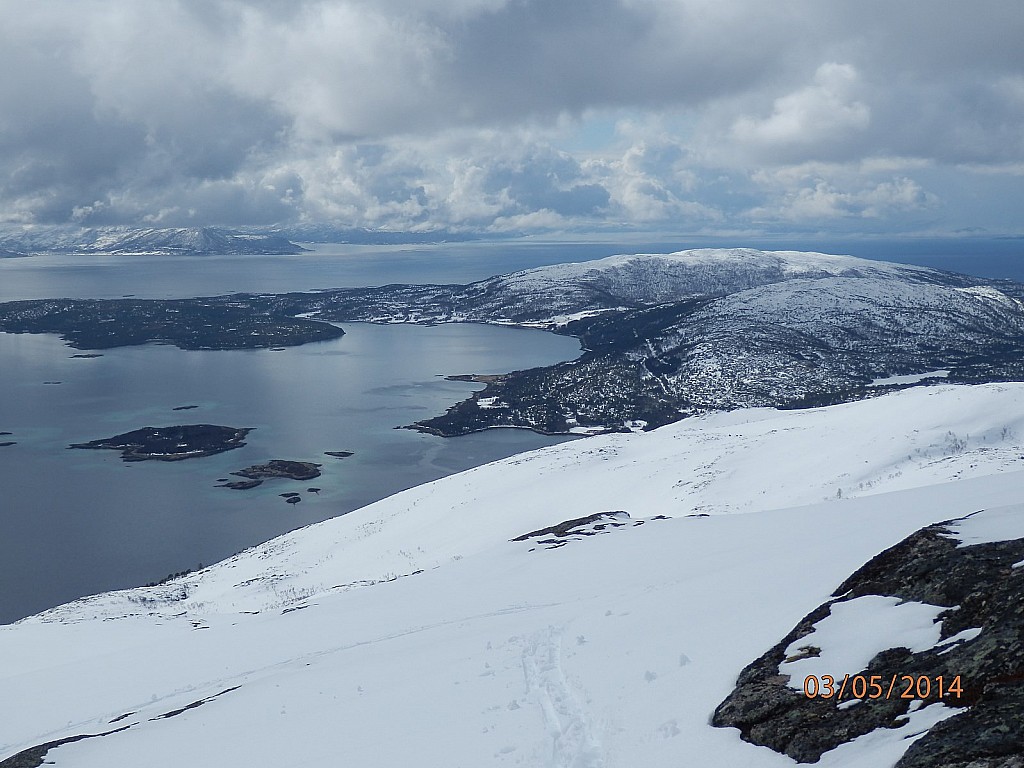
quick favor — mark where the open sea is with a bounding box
[1,236,1022,623]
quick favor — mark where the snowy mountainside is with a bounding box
[4,385,1024,767]
[405,278,1024,436]
[291,248,959,325]
[650,277,1024,410]
[84,227,303,255]
[26,383,1024,621]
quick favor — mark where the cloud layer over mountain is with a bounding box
[2,1,1022,234]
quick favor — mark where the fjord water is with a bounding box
[2,237,1022,623]
[1,236,1023,302]
[0,323,581,624]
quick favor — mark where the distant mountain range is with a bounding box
[0,226,304,256]
[0,224,475,256]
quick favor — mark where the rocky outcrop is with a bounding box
[712,513,1024,766]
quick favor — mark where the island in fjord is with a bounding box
[216,460,323,491]
[69,425,252,461]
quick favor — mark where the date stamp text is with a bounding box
[802,674,963,702]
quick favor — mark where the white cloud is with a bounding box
[731,63,870,161]
[224,4,451,140]
[747,167,938,224]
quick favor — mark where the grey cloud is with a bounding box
[483,151,610,216]
[0,0,1022,233]
[444,0,791,122]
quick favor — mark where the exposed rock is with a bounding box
[512,511,631,541]
[444,373,505,383]
[324,451,353,459]
[711,515,1024,765]
[512,511,645,549]
[217,479,262,490]
[0,725,131,768]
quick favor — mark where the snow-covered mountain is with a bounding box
[476,248,952,316]
[3,384,1024,766]
[280,248,1024,434]
[0,226,304,255]
[294,248,962,325]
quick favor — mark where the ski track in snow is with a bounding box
[521,626,604,768]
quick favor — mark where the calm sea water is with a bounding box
[0,323,581,623]
[1,236,1021,302]
[1,236,1022,623]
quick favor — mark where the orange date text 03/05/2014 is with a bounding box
[802,674,964,702]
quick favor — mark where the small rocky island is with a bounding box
[69,425,252,461]
[217,460,322,491]
[232,460,321,481]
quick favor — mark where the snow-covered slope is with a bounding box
[4,384,1024,766]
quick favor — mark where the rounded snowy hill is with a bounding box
[298,247,1024,435]
[303,248,986,328]
[469,248,959,322]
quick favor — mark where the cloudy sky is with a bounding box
[2,0,1022,235]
